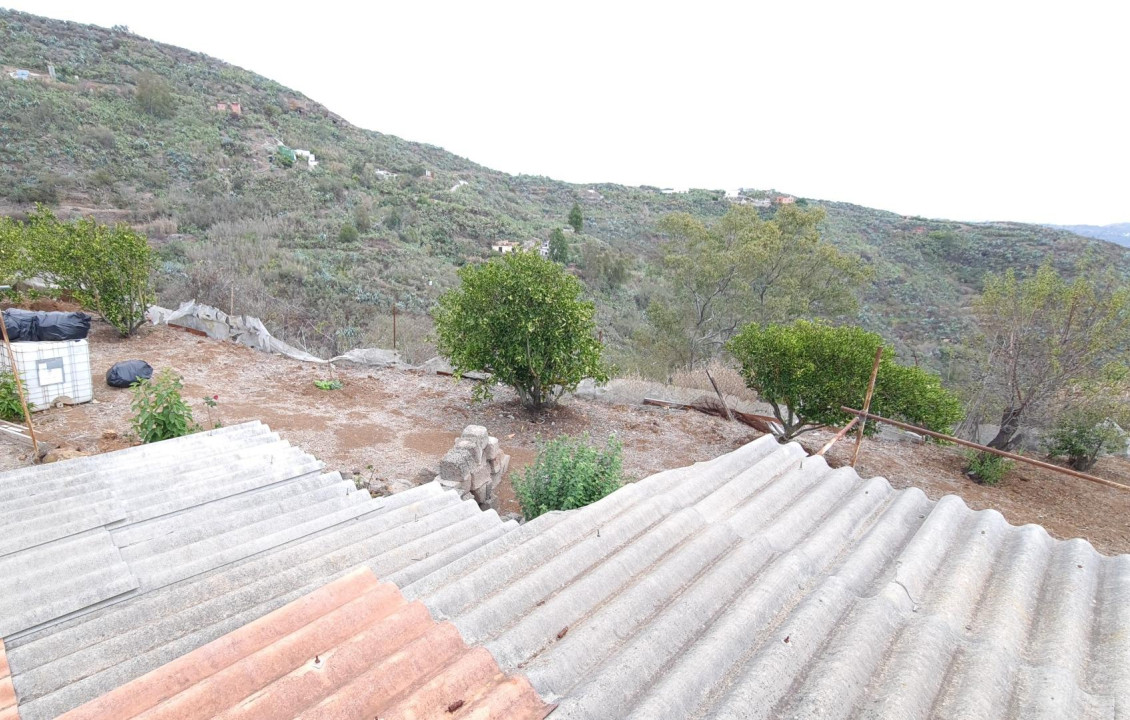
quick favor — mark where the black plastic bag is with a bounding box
[2,309,91,341]
[106,360,153,388]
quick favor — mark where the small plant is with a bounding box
[0,371,28,423]
[1045,408,1126,471]
[513,434,624,520]
[202,394,222,429]
[964,450,1011,486]
[314,379,343,390]
[130,369,198,443]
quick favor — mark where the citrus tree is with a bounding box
[23,207,154,336]
[434,251,608,409]
[727,320,963,439]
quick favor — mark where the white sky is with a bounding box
[11,1,1130,224]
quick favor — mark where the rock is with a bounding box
[501,512,524,523]
[384,477,416,494]
[42,447,93,464]
[101,429,119,440]
[484,436,501,461]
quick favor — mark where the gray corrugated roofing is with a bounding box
[403,434,1130,719]
[1,421,514,719]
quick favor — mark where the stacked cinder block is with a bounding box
[436,426,510,510]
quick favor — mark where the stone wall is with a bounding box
[436,425,509,510]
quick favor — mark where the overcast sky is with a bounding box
[11,1,1129,224]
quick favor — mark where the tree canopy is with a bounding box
[433,251,608,409]
[727,320,963,439]
[970,263,1130,449]
[549,227,569,263]
[643,204,868,371]
[567,203,584,234]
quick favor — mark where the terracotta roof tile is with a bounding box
[58,569,551,720]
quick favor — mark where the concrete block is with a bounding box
[462,425,489,452]
[438,447,475,484]
[455,438,482,465]
[470,465,492,491]
[484,437,501,461]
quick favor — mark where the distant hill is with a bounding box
[2,8,1128,368]
[1050,223,1130,248]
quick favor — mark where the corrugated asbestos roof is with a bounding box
[4,426,1127,718]
[1,422,514,719]
[57,567,551,720]
[403,435,1130,719]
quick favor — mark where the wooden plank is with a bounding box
[850,347,883,467]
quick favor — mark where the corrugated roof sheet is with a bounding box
[402,435,1130,719]
[1,423,514,719]
[56,567,551,720]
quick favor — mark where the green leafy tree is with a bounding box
[514,434,623,519]
[549,228,569,263]
[727,320,963,439]
[433,251,609,409]
[130,369,198,443]
[23,208,154,336]
[971,264,1130,450]
[339,222,359,243]
[134,72,177,118]
[567,203,584,234]
[645,205,868,370]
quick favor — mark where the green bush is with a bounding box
[134,72,176,118]
[726,320,964,439]
[21,207,154,336]
[965,451,1011,486]
[338,222,359,243]
[0,371,28,422]
[433,251,608,409]
[514,434,624,520]
[130,369,198,443]
[1045,408,1126,471]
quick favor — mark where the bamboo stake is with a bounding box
[850,347,883,467]
[0,313,39,457]
[841,406,1130,492]
[816,417,859,456]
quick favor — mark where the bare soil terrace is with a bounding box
[3,314,1128,556]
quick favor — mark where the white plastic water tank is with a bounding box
[0,339,93,411]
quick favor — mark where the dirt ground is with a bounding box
[3,317,1129,556]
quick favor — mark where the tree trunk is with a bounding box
[987,407,1024,450]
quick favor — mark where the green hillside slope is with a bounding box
[2,9,1127,368]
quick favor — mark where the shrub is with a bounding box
[1045,408,1126,471]
[134,72,176,118]
[22,207,154,336]
[314,379,343,390]
[130,369,197,443]
[965,451,1011,486]
[514,434,624,520]
[0,372,27,422]
[338,222,359,243]
[726,320,964,439]
[433,251,609,409]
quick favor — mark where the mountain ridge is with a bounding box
[2,8,1127,368]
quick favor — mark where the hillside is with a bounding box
[3,9,1128,368]
[1050,222,1130,248]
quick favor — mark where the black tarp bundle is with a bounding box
[2,309,91,342]
[106,360,153,388]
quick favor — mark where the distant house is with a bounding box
[450,180,469,192]
[539,239,550,258]
[214,102,242,115]
[9,70,30,80]
[561,226,574,235]
[374,169,398,180]
[491,241,520,254]
[293,149,318,168]
[775,195,797,205]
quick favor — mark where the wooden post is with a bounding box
[704,368,733,422]
[392,296,398,351]
[850,347,883,467]
[229,285,235,317]
[0,313,39,458]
